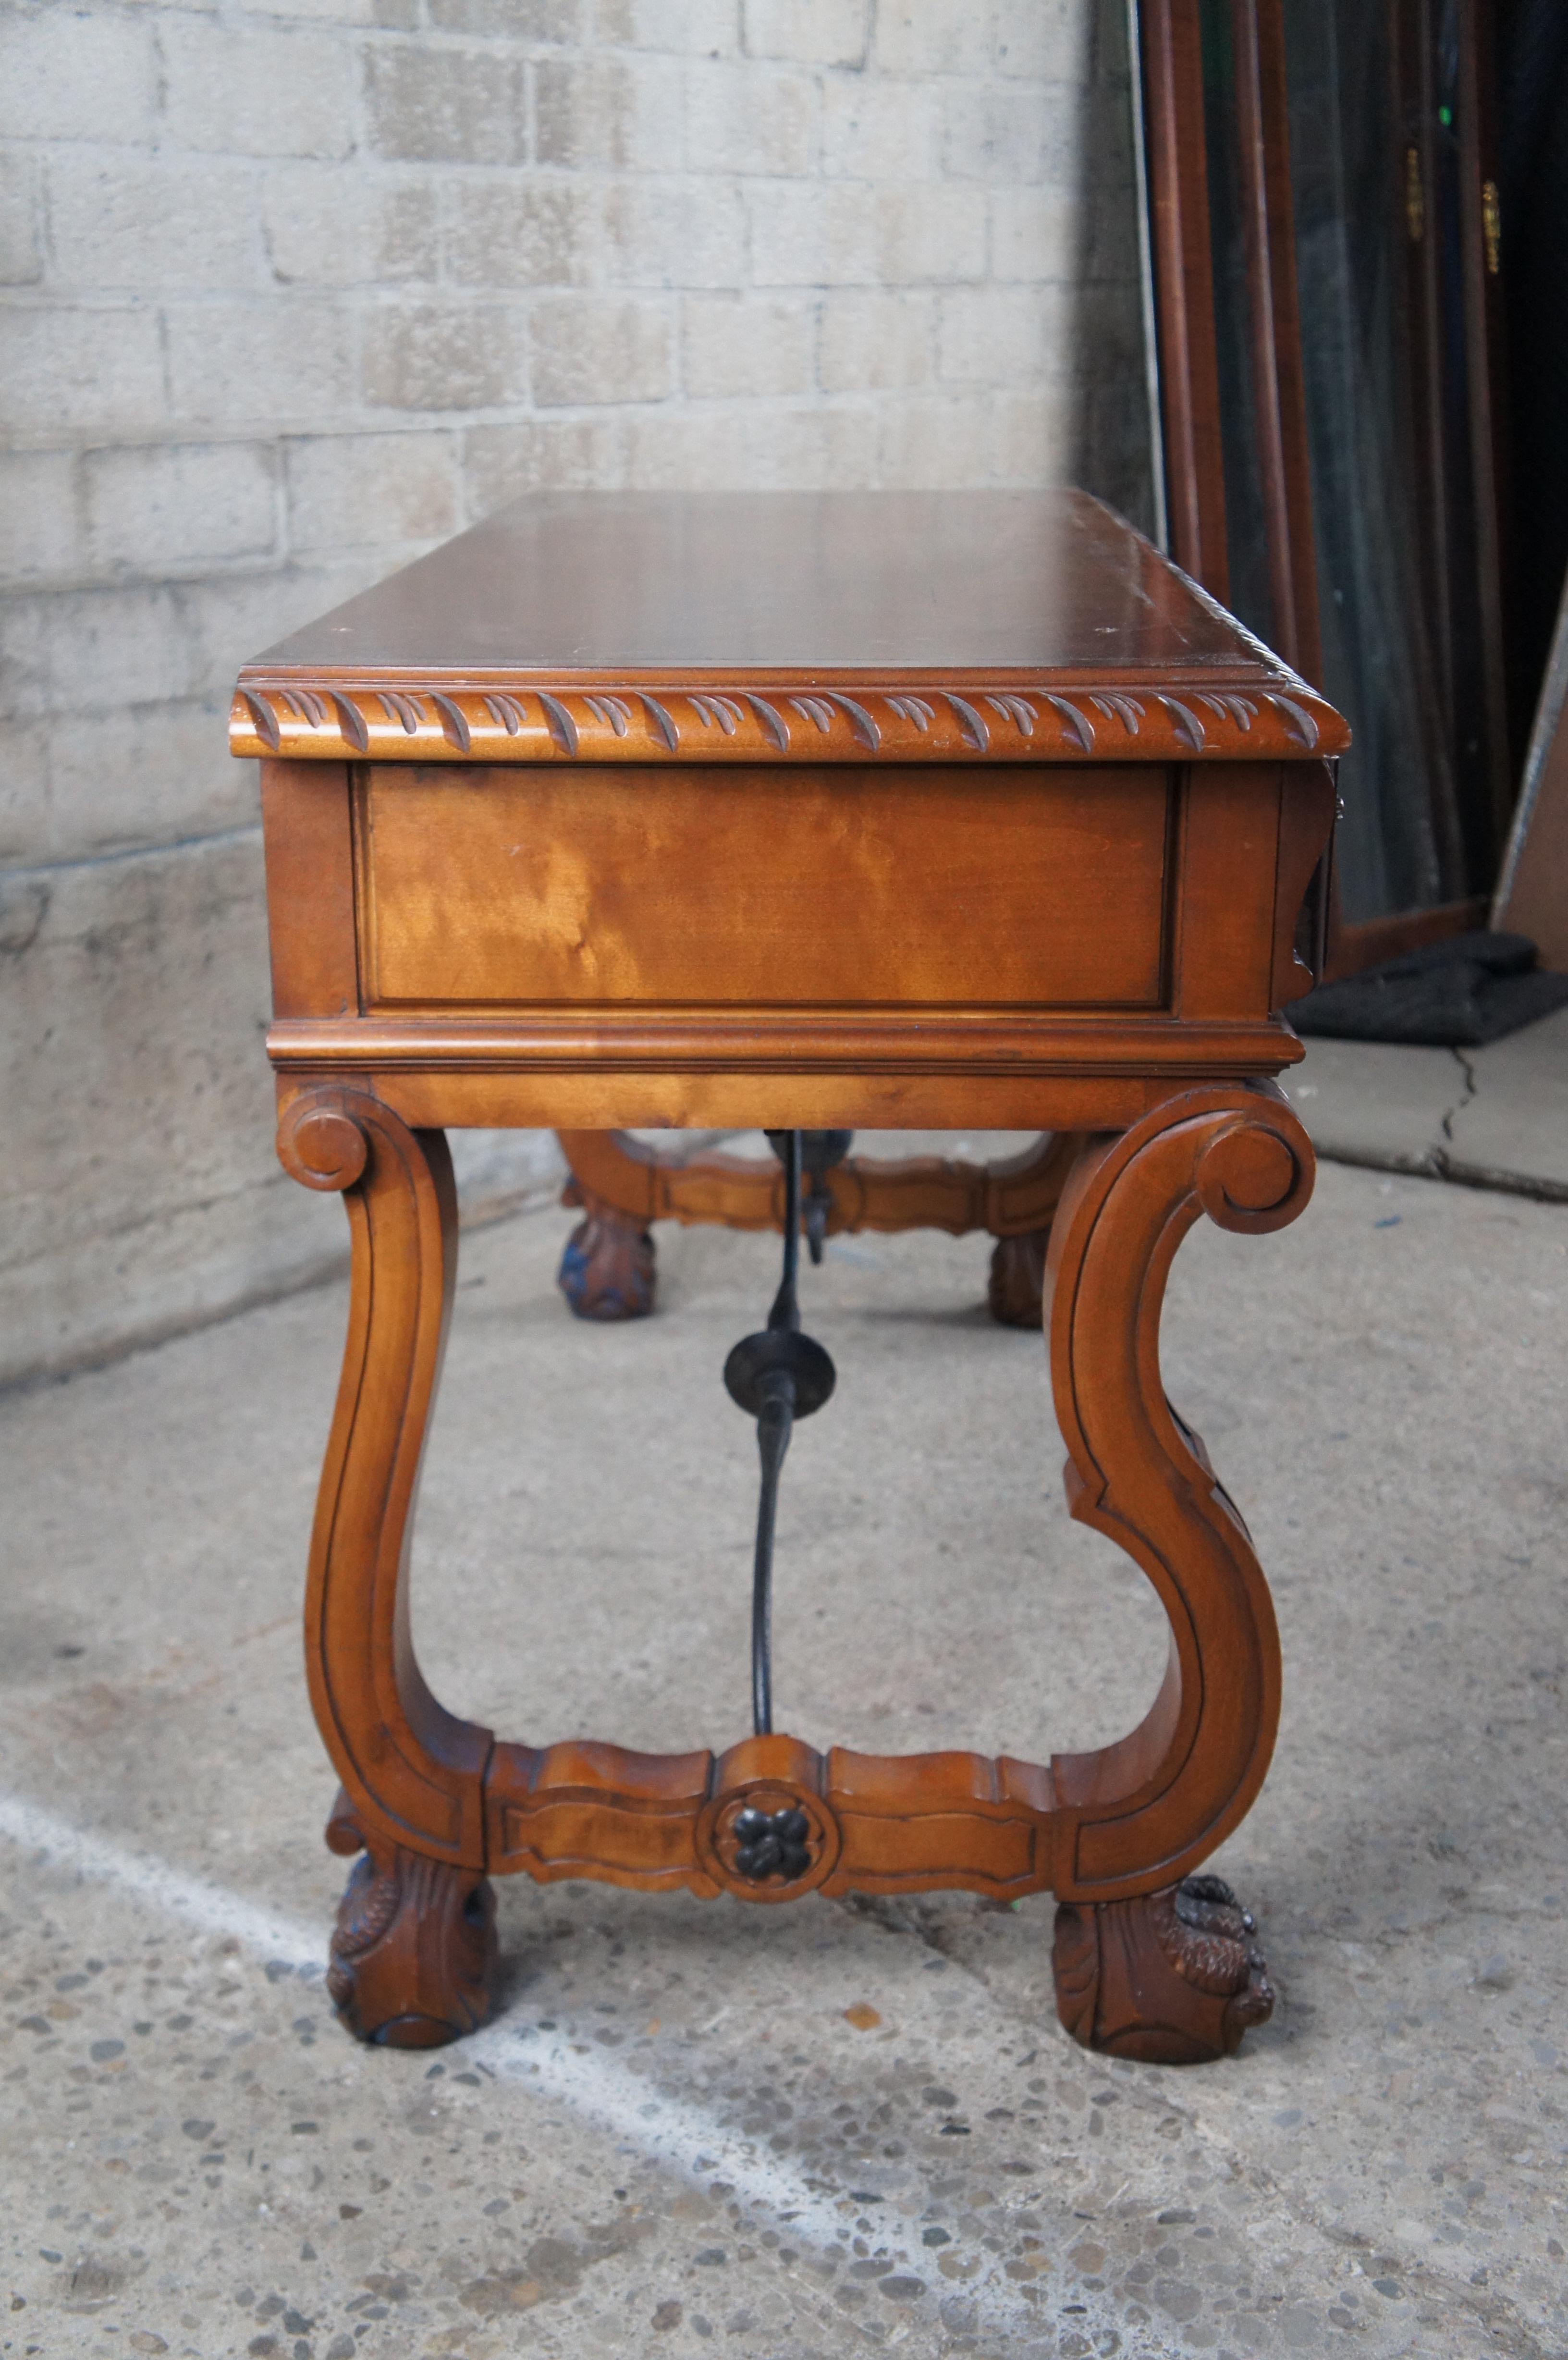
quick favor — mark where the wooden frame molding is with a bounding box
[233,676,1344,768]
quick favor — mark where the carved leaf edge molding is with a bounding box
[233,680,1343,763]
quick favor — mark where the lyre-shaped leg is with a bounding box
[1044,1085,1312,2061]
[278,1088,496,2046]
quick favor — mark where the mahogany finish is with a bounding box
[239,487,1296,685]
[1229,0,1319,688]
[1139,0,1230,601]
[241,489,1344,2063]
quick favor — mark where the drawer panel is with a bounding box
[356,762,1171,1013]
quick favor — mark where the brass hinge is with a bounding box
[1404,145,1425,243]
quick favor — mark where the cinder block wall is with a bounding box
[0,0,1151,1389]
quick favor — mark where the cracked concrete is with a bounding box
[1280,1008,1568,1202]
[2,1141,1566,2358]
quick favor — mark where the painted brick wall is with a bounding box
[0,0,1151,1386]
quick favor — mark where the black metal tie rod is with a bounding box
[722,1130,838,1736]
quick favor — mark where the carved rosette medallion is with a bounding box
[696,1783,841,1903]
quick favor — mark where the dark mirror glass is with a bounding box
[1185,0,1508,926]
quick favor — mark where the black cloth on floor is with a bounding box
[1289,932,1568,1047]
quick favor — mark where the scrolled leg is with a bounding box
[557,1177,656,1321]
[1053,1873,1274,2064]
[1044,1085,1311,2059]
[325,1796,497,2050]
[276,1087,492,2042]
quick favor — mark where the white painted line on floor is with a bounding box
[0,1789,1097,2347]
[0,1787,319,1966]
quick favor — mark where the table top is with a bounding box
[233,489,1348,769]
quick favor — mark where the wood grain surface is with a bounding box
[356,763,1170,1014]
[250,488,1345,2058]
[231,490,1346,768]
[241,488,1308,676]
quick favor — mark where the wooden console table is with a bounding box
[234,490,1345,2064]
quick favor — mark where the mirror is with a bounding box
[1130,0,1514,964]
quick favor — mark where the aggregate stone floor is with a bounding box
[2,1140,1567,2360]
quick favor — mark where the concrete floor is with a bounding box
[1278,1008,1568,1202]
[3,1125,1567,2360]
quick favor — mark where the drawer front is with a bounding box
[356,762,1172,1014]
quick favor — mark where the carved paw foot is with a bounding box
[325,1800,497,2049]
[1053,1872,1274,2064]
[987,1229,1049,1328]
[557,1180,656,1321]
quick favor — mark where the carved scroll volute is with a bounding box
[1045,1086,1313,1904]
[276,1098,368,1192]
[277,1087,490,1870]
